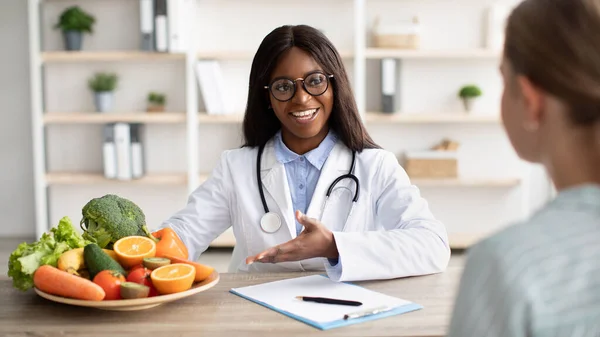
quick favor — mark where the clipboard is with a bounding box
[229,275,423,330]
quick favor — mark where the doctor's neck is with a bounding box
[281,125,330,155]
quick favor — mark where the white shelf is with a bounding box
[198,174,518,188]
[210,228,236,248]
[197,112,500,124]
[198,113,244,124]
[44,112,186,124]
[46,172,188,185]
[365,112,500,123]
[448,233,487,249]
[198,49,354,60]
[365,48,500,59]
[411,178,520,187]
[41,51,186,62]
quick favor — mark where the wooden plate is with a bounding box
[34,270,220,311]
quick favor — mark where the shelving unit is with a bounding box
[46,172,188,185]
[364,48,500,60]
[28,0,535,251]
[197,49,354,60]
[44,112,186,124]
[42,51,186,62]
[196,112,500,124]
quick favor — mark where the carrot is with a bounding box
[163,255,215,282]
[33,265,106,301]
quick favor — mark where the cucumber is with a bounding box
[84,243,126,280]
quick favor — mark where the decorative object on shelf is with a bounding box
[372,15,420,49]
[54,6,95,51]
[404,139,460,179]
[88,72,118,113]
[147,92,166,112]
[458,85,482,112]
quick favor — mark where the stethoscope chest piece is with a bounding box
[260,212,282,233]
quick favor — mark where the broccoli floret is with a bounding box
[80,194,156,249]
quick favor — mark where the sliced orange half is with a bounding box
[150,263,195,295]
[113,236,156,269]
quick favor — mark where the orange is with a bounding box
[150,263,195,295]
[164,255,215,282]
[113,236,156,269]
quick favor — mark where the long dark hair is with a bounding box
[242,25,380,152]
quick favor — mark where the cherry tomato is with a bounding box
[93,270,126,300]
[128,264,145,273]
[126,267,158,297]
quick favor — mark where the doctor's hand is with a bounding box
[245,210,339,264]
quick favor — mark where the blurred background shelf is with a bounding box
[448,233,486,250]
[46,172,188,185]
[365,48,500,59]
[44,112,187,124]
[197,112,501,124]
[412,178,521,187]
[197,49,354,60]
[198,113,244,124]
[41,51,186,62]
[364,112,500,123]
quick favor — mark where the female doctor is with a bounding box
[159,25,450,282]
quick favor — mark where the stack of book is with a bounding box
[139,0,194,53]
[102,123,145,180]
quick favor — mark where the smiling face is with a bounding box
[267,46,334,153]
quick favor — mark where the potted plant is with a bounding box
[147,92,166,112]
[88,73,118,112]
[54,6,95,51]
[458,85,482,112]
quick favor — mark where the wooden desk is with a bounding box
[0,266,462,337]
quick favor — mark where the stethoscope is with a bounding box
[256,143,360,233]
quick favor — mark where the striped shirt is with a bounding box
[447,184,600,337]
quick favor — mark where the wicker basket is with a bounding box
[374,33,420,49]
[372,16,420,50]
[404,151,458,178]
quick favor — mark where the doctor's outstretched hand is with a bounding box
[245,210,339,264]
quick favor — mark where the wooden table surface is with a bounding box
[0,265,462,337]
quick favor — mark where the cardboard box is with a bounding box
[404,151,458,178]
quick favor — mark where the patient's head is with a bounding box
[500,0,600,163]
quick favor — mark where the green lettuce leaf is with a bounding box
[7,216,91,291]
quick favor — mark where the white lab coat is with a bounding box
[160,137,450,282]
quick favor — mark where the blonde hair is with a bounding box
[504,0,600,126]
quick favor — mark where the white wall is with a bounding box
[0,0,35,238]
[13,0,553,240]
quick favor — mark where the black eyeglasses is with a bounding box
[264,71,334,102]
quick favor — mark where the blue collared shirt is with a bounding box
[273,130,338,235]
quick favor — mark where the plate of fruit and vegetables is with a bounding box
[33,235,219,311]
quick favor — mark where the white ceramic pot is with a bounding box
[94,91,114,112]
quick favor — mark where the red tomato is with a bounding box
[128,264,145,273]
[93,270,126,300]
[126,267,158,297]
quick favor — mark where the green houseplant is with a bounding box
[458,85,482,112]
[54,6,95,51]
[147,92,166,113]
[88,73,118,112]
